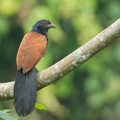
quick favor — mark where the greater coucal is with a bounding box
[14,20,56,116]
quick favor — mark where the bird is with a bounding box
[14,19,56,116]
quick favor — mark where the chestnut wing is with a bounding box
[16,32,47,74]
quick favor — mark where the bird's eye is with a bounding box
[44,21,48,25]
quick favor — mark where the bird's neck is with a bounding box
[31,27,48,40]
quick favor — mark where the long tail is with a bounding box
[14,68,37,116]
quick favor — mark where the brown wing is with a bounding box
[16,32,47,74]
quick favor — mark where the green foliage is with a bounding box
[0,109,16,120]
[0,0,120,120]
[35,103,48,110]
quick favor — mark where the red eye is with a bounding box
[44,21,48,24]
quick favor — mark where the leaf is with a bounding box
[0,109,17,120]
[2,109,14,113]
[0,114,17,120]
[35,103,48,110]
[0,110,10,116]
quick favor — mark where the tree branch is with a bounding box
[0,19,120,101]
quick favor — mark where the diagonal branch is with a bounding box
[0,18,120,100]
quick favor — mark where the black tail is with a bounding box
[14,68,37,116]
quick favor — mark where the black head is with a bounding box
[31,20,56,36]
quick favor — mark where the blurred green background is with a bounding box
[0,0,120,120]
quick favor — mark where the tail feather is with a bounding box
[14,68,37,116]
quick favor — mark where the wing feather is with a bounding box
[16,32,47,73]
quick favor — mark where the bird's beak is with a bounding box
[48,23,56,28]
